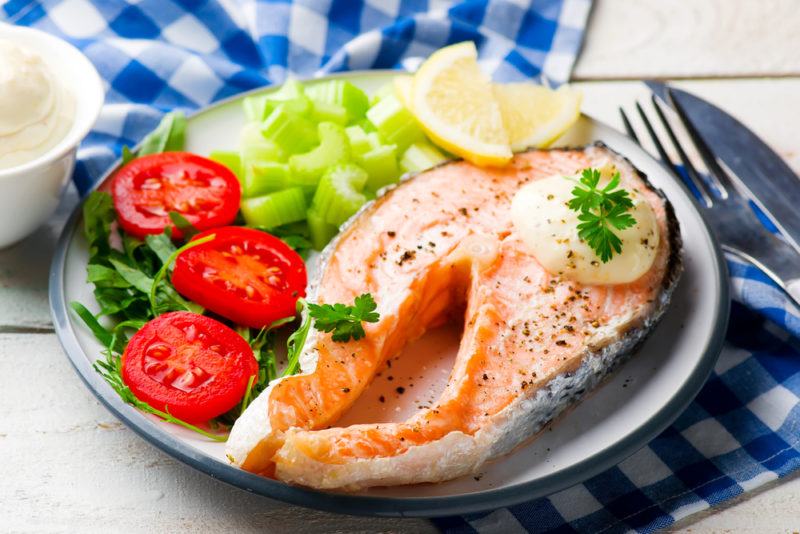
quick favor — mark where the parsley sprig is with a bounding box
[307,293,380,342]
[567,168,637,263]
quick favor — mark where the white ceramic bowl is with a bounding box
[0,23,104,248]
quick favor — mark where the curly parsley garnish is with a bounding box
[308,293,380,342]
[567,168,637,263]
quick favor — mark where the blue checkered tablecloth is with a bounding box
[6,1,800,532]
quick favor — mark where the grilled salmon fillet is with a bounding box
[227,143,682,490]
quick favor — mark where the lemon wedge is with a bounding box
[410,42,511,166]
[494,83,582,150]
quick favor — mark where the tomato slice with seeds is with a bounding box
[112,152,241,239]
[122,311,257,422]
[172,227,307,328]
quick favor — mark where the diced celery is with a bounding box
[243,80,310,121]
[306,80,369,122]
[260,104,318,154]
[311,163,368,226]
[283,171,323,197]
[365,132,383,150]
[241,187,307,229]
[243,161,290,197]
[357,118,377,133]
[370,82,396,106]
[239,122,285,163]
[307,206,338,251]
[399,140,449,173]
[311,100,349,125]
[366,94,424,151]
[358,144,399,192]
[345,125,372,157]
[209,150,243,182]
[243,95,269,122]
[288,122,350,193]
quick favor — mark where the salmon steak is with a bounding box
[227,142,682,490]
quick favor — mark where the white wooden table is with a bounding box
[3,1,800,531]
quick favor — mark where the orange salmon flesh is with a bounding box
[227,144,682,489]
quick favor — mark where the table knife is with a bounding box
[646,80,800,255]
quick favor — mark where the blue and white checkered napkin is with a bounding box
[8,1,800,532]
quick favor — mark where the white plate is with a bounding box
[49,71,728,517]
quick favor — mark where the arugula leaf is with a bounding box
[82,191,116,263]
[137,111,187,156]
[283,299,312,377]
[148,233,215,316]
[278,234,312,260]
[70,302,120,353]
[118,111,186,164]
[228,315,298,417]
[257,223,313,260]
[76,191,203,343]
[168,211,200,240]
[109,258,154,293]
[144,233,177,265]
[86,264,131,289]
[121,145,136,164]
[307,293,380,343]
[567,168,637,263]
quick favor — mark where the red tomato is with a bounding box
[122,311,257,422]
[172,227,307,328]
[112,152,241,239]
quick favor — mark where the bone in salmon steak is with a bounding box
[227,142,683,490]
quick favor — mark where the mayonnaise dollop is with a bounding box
[511,169,660,285]
[0,39,74,169]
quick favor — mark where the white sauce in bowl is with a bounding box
[0,39,75,170]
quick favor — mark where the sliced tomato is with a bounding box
[122,311,257,422]
[112,152,241,239]
[172,227,307,328]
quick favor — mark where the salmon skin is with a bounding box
[227,142,682,490]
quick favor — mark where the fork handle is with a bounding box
[724,229,800,311]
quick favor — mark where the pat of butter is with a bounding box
[511,172,659,285]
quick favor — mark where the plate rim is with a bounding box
[49,70,730,518]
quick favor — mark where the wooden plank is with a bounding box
[0,333,436,533]
[0,185,78,330]
[672,471,800,532]
[574,0,800,80]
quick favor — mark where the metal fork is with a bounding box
[620,91,800,310]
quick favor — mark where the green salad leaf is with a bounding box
[137,111,187,156]
[168,211,200,240]
[119,111,187,163]
[283,299,312,376]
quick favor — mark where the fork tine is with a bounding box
[634,101,712,206]
[666,88,733,199]
[619,108,640,144]
[635,101,674,165]
[649,95,714,207]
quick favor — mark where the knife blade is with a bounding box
[646,80,800,254]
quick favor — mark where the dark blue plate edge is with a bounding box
[47,72,731,519]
